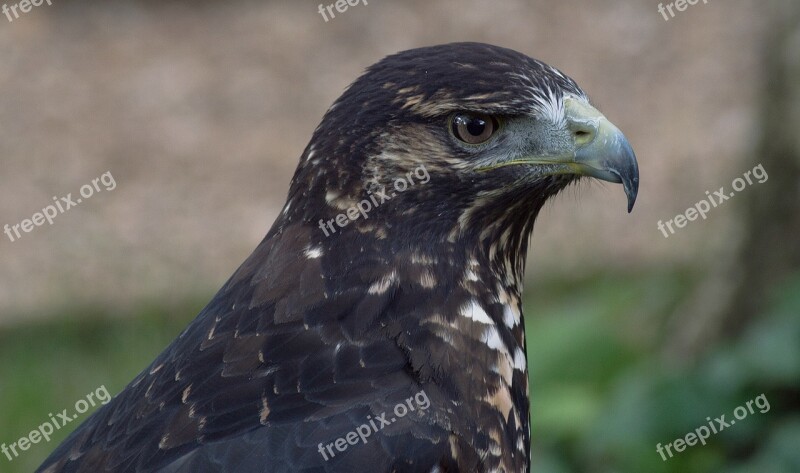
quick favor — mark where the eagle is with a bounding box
[38,42,638,473]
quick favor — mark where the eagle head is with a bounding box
[285,42,638,270]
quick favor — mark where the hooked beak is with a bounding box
[566,97,640,212]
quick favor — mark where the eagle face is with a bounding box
[38,43,638,473]
[289,42,638,251]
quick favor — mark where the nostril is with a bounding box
[570,123,596,146]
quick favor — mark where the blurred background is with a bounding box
[1,0,798,472]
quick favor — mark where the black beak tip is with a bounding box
[626,175,639,213]
[618,140,639,214]
[609,168,639,213]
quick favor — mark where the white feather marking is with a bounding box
[368,271,397,295]
[482,325,505,351]
[325,190,340,203]
[530,85,566,128]
[461,300,493,325]
[503,304,520,328]
[304,246,323,259]
[305,146,316,162]
[513,347,527,371]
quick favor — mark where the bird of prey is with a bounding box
[38,42,638,473]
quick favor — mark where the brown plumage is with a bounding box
[38,42,638,473]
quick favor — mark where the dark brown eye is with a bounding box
[451,113,498,145]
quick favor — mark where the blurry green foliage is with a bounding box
[529,272,800,473]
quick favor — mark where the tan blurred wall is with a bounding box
[0,0,764,322]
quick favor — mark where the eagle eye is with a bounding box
[450,113,499,145]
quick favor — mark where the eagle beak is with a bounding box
[565,97,640,212]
